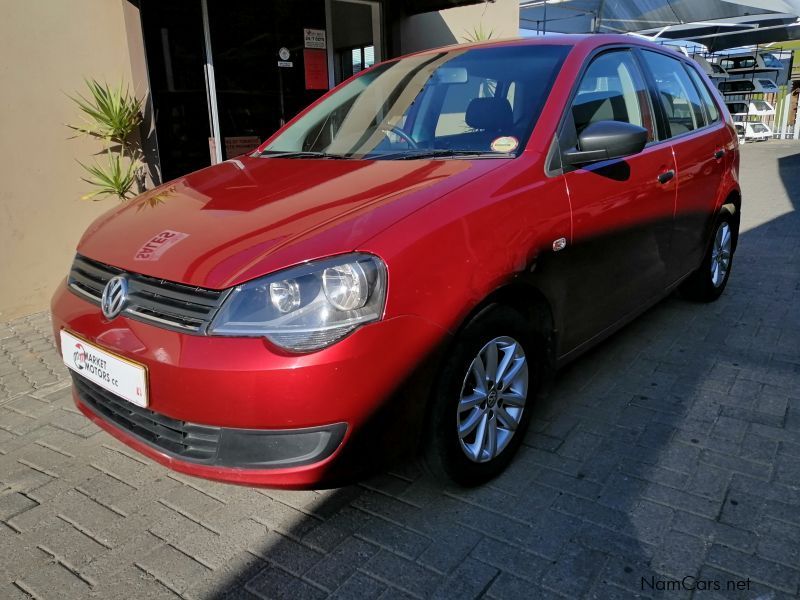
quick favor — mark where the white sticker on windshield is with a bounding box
[491,136,519,153]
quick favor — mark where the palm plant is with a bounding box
[462,22,495,43]
[78,152,139,201]
[68,79,144,201]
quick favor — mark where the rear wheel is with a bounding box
[423,306,541,486]
[680,213,736,302]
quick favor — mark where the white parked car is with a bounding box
[734,121,773,142]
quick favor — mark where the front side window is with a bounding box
[642,50,706,137]
[685,66,720,123]
[571,50,655,141]
[261,45,569,159]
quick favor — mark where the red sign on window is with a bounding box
[304,49,329,90]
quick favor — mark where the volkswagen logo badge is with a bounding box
[101,275,128,320]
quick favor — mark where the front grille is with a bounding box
[68,254,229,334]
[72,374,221,462]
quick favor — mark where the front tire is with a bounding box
[680,213,736,302]
[423,306,541,486]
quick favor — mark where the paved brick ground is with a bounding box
[1,142,799,600]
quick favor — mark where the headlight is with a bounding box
[208,253,387,351]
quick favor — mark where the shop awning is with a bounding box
[519,0,800,51]
[403,0,489,15]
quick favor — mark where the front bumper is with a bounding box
[52,280,448,488]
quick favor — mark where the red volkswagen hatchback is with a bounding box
[52,35,740,488]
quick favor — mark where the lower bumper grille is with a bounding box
[71,373,347,469]
[72,373,221,462]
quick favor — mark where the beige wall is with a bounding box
[400,0,520,54]
[0,0,148,321]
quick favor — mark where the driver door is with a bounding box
[558,49,677,353]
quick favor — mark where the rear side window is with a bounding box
[571,50,655,141]
[685,67,720,123]
[641,50,706,137]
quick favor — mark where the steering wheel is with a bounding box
[380,126,419,149]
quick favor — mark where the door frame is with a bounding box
[326,0,383,87]
[200,0,223,165]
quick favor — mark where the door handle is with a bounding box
[714,149,725,160]
[657,170,675,184]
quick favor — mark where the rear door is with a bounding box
[557,49,677,352]
[639,50,728,284]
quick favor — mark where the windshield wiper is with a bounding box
[259,151,348,159]
[376,149,514,160]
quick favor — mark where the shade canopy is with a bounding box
[519,0,800,51]
[403,0,489,14]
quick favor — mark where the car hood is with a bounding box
[77,155,507,289]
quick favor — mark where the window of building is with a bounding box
[346,45,375,76]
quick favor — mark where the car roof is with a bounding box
[402,33,688,60]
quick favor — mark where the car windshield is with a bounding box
[260,45,569,160]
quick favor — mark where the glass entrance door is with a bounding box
[140,0,210,181]
[207,0,328,161]
[330,0,381,85]
[142,0,334,179]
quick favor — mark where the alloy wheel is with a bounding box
[457,336,528,463]
[710,222,732,288]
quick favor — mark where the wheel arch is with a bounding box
[720,188,742,252]
[455,280,558,372]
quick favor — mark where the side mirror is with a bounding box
[562,120,648,167]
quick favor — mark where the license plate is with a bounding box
[61,330,148,407]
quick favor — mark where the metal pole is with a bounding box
[778,87,790,138]
[543,0,547,35]
[596,0,606,33]
[201,0,223,164]
[794,89,800,139]
[278,67,286,128]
